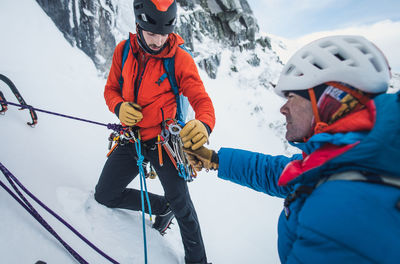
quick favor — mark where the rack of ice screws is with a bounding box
[161,121,196,182]
[107,120,196,182]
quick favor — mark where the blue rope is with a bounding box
[134,139,152,264]
[178,163,192,182]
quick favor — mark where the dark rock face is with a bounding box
[177,0,259,49]
[175,0,265,78]
[36,0,271,78]
[36,0,116,73]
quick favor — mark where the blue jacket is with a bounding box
[217,92,400,264]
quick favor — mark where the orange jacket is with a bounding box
[104,33,215,141]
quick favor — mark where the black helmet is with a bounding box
[133,0,177,35]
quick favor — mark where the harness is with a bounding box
[284,171,400,219]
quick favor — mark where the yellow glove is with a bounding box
[119,102,143,126]
[183,146,218,171]
[180,119,209,150]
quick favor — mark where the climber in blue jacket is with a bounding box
[185,35,400,264]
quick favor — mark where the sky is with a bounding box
[247,0,400,38]
[247,0,400,72]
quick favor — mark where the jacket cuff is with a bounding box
[211,150,219,165]
[114,102,122,118]
[200,121,211,135]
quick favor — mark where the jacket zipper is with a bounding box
[134,56,149,104]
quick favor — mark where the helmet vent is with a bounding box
[285,65,295,75]
[369,57,382,72]
[319,41,333,49]
[140,14,156,25]
[312,62,324,70]
[348,61,358,67]
[285,65,304,76]
[301,52,310,59]
[333,52,347,62]
[295,72,304,77]
[140,13,148,22]
[166,18,176,26]
[357,45,369,55]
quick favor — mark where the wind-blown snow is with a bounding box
[3,1,398,264]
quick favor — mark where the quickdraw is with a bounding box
[159,120,197,182]
[107,127,158,180]
[107,121,197,182]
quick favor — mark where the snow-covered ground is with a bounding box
[0,1,288,263]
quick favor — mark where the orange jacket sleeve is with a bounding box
[175,49,216,132]
[104,40,126,114]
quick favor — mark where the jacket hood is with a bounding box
[280,91,400,186]
[129,32,184,59]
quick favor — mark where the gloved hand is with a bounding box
[180,119,209,150]
[118,102,143,126]
[183,146,219,171]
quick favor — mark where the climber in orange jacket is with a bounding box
[104,26,215,142]
[95,1,215,264]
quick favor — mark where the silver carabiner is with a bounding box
[161,128,170,142]
[168,124,181,136]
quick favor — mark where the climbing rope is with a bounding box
[134,137,153,264]
[0,161,119,264]
[0,99,155,263]
[0,99,122,131]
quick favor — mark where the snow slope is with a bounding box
[0,1,298,264]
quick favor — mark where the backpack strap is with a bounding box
[317,170,400,189]
[163,57,184,122]
[284,170,400,219]
[178,44,193,57]
[162,44,192,122]
[118,39,132,91]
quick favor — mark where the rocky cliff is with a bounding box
[35,0,274,79]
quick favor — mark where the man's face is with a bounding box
[280,92,314,142]
[142,30,168,52]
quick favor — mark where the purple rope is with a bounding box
[0,162,119,264]
[0,100,122,132]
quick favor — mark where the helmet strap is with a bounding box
[308,88,328,134]
[136,25,166,55]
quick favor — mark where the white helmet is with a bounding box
[275,35,391,97]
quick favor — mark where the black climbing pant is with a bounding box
[95,140,207,263]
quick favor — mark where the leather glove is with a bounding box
[119,102,143,126]
[183,146,219,171]
[180,119,209,150]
